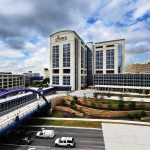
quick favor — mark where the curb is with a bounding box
[31,117,150,127]
[21,125,102,130]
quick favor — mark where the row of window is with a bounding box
[106,49,114,69]
[52,44,70,68]
[52,76,70,85]
[94,74,150,87]
[53,69,70,74]
[96,51,103,69]
[95,49,114,69]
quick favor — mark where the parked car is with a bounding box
[36,128,55,139]
[55,137,76,147]
[20,136,33,145]
[14,130,31,137]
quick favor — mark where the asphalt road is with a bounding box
[0,126,105,150]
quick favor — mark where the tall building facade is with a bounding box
[50,30,87,90]
[49,30,150,93]
[125,62,150,74]
[94,39,125,74]
[0,73,25,90]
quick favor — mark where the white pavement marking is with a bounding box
[102,123,150,150]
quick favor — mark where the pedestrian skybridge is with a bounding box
[0,87,66,135]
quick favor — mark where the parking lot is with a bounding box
[0,126,105,150]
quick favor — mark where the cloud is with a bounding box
[0,0,149,74]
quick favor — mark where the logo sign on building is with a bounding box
[55,35,67,42]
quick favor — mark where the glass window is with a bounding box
[52,75,59,85]
[96,50,103,69]
[52,45,59,68]
[63,44,70,67]
[118,43,122,73]
[63,76,70,85]
[106,49,114,69]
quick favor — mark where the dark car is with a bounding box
[20,137,33,145]
[15,130,31,137]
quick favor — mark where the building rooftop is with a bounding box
[95,38,125,44]
[50,30,86,45]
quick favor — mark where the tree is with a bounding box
[43,78,50,84]
[73,96,78,103]
[144,90,150,95]
[141,110,146,117]
[70,100,76,109]
[134,113,141,119]
[107,92,111,98]
[129,101,136,110]
[118,100,125,110]
[138,89,143,94]
[140,100,145,110]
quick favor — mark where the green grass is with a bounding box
[143,120,150,122]
[51,111,64,118]
[21,119,101,128]
[109,100,120,104]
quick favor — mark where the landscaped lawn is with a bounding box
[21,119,101,128]
[51,111,64,118]
[109,100,121,104]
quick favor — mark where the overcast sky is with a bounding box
[0,0,150,75]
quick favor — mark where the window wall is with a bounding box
[52,75,59,85]
[63,76,70,85]
[63,44,70,67]
[106,49,114,69]
[52,45,59,68]
[96,50,103,69]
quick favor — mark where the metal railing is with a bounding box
[0,99,45,131]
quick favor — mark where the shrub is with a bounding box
[138,89,143,94]
[73,96,78,103]
[141,110,146,117]
[105,92,111,98]
[108,102,113,110]
[71,100,76,109]
[129,101,136,110]
[61,99,65,106]
[118,100,125,110]
[127,114,134,119]
[134,113,141,119]
[90,101,96,108]
[144,90,150,95]
[140,100,145,110]
[127,113,141,119]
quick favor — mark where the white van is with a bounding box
[36,129,55,139]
